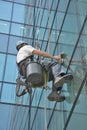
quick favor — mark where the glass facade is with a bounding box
[0,0,87,130]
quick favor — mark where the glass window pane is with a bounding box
[58,0,69,12]
[14,0,29,4]
[10,22,30,38]
[12,3,28,23]
[53,12,65,30]
[0,34,8,52]
[8,36,19,54]
[41,10,49,27]
[1,83,16,103]
[4,55,17,83]
[0,20,10,34]
[0,1,12,20]
[0,54,6,81]
[62,14,85,33]
[78,1,87,15]
[59,32,78,45]
[52,0,58,10]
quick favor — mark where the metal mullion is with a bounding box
[0,100,46,109]
[47,101,57,129]
[28,1,48,129]
[32,1,61,128]
[28,94,32,130]
[36,0,45,41]
[0,1,14,99]
[31,89,44,130]
[32,0,36,47]
[47,2,84,128]
[12,106,20,130]
[66,15,87,73]
[31,0,44,46]
[32,0,40,44]
[30,1,56,129]
[31,2,54,125]
[34,0,42,40]
[23,1,45,129]
[24,0,42,115]
[43,0,64,127]
[44,0,60,52]
[30,0,46,45]
[37,4,48,44]
[63,15,87,130]
[0,101,29,108]
[23,90,36,130]
[63,72,87,130]
[35,0,41,24]
[53,0,71,55]
[40,0,55,49]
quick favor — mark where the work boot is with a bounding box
[54,73,73,88]
[47,91,65,102]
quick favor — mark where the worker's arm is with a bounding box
[32,49,61,61]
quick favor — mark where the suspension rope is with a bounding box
[44,1,51,130]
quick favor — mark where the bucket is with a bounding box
[26,62,43,84]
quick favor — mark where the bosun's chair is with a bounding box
[16,60,48,97]
[16,44,48,97]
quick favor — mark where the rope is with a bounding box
[44,91,47,130]
[44,1,51,130]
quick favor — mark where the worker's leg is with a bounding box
[41,59,73,88]
[47,80,65,102]
[51,60,73,88]
[41,60,66,102]
[41,59,73,102]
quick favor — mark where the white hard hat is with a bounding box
[16,40,28,50]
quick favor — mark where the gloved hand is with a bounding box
[60,53,67,59]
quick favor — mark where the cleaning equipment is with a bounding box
[26,61,43,84]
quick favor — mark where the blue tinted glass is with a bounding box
[0,54,6,81]
[0,34,8,52]
[0,104,12,130]
[1,83,30,104]
[52,0,58,10]
[0,1,12,20]
[62,14,85,33]
[58,0,69,11]
[0,20,10,34]
[50,31,58,42]
[45,0,53,9]
[14,0,32,5]
[4,55,17,82]
[1,83,16,103]
[59,32,78,45]
[78,1,87,15]
[10,22,30,37]
[8,36,19,54]
[11,23,23,36]
[14,0,27,4]
[41,10,49,27]
[83,21,87,35]
[12,3,27,23]
[38,28,45,40]
[53,12,65,30]
[80,35,87,47]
